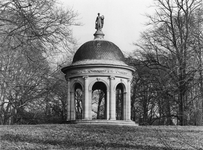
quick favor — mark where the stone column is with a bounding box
[126,79,131,120]
[106,90,109,119]
[88,89,92,120]
[109,76,116,120]
[123,91,127,120]
[66,78,71,121]
[70,90,75,120]
[84,76,89,120]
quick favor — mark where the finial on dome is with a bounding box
[94,13,105,39]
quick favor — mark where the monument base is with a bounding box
[76,120,138,126]
[94,30,105,39]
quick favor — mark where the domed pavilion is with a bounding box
[61,14,136,125]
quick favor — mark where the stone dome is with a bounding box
[72,40,127,66]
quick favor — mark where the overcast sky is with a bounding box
[59,0,155,54]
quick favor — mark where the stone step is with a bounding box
[76,120,138,126]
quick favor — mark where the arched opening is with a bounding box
[74,83,83,119]
[116,83,125,120]
[92,82,107,119]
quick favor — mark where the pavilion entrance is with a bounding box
[74,83,83,120]
[116,83,125,120]
[92,82,107,119]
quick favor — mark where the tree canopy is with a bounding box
[0,0,78,124]
[131,0,203,125]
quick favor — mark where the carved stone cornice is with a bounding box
[68,68,130,76]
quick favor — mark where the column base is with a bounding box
[64,120,77,124]
[82,118,92,120]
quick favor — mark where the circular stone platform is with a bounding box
[76,120,138,126]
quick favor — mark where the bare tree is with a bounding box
[0,0,78,55]
[0,0,78,124]
[134,0,203,125]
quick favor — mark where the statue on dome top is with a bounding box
[95,13,104,31]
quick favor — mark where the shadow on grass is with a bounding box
[1,133,185,150]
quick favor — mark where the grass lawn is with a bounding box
[0,124,203,150]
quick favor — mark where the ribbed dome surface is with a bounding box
[72,40,125,64]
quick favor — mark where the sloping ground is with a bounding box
[0,124,202,150]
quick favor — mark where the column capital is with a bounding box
[127,78,131,82]
[83,76,89,80]
[66,77,70,81]
[109,76,115,80]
